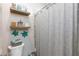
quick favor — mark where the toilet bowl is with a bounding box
[8,43,24,56]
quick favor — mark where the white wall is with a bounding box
[0,4,11,55]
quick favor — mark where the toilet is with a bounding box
[8,43,24,56]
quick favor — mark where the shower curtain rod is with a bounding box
[35,3,55,16]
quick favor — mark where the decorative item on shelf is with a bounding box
[21,31,28,38]
[16,4,22,11]
[22,5,28,12]
[11,3,16,9]
[24,23,30,27]
[17,20,24,27]
[25,9,27,13]
[21,6,26,12]
[11,20,17,27]
[12,30,19,36]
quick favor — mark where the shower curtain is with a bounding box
[35,3,75,56]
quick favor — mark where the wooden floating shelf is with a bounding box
[10,8,30,16]
[10,26,31,30]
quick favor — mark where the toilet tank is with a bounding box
[8,43,24,56]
